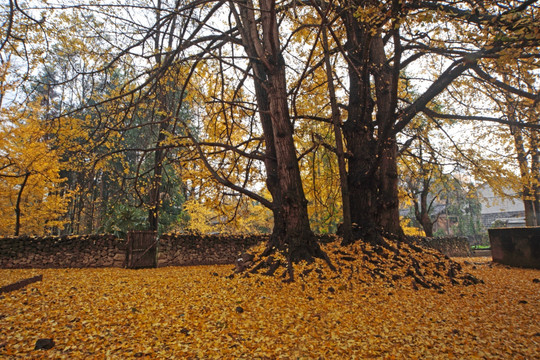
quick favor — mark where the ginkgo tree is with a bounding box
[303,0,540,243]
[399,118,450,237]
[470,67,540,226]
[0,3,71,236]
[0,102,69,236]
[2,0,540,279]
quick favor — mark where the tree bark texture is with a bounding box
[233,0,285,246]
[235,0,322,262]
[530,132,540,225]
[341,9,379,242]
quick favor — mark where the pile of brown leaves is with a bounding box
[243,238,481,289]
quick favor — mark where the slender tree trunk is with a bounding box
[321,23,352,244]
[87,175,96,233]
[420,215,434,237]
[510,122,536,226]
[99,171,109,231]
[414,195,433,237]
[413,185,434,237]
[14,172,30,236]
[531,132,540,225]
[149,129,166,232]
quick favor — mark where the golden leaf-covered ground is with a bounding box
[1,254,539,359]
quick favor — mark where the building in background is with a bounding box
[477,184,525,228]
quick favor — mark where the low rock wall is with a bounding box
[157,234,265,267]
[0,235,126,269]
[0,233,473,269]
[0,233,265,269]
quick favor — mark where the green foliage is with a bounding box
[100,204,148,239]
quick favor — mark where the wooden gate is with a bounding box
[126,231,158,268]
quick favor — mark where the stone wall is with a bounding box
[157,234,265,267]
[0,233,265,269]
[0,233,474,269]
[0,235,126,269]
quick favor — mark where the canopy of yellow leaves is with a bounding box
[0,109,70,236]
[1,257,538,358]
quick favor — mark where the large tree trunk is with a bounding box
[232,1,285,249]
[530,132,540,225]
[341,16,404,241]
[377,138,402,235]
[260,0,321,262]
[344,121,378,241]
[338,3,475,240]
[267,61,318,260]
[253,65,287,249]
[341,10,379,243]
[233,0,325,265]
[371,34,402,237]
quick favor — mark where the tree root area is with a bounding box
[234,236,482,290]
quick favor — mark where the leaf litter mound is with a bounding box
[237,236,482,290]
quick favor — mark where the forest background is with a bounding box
[1,0,539,246]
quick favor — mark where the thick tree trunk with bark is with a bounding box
[256,81,287,247]
[267,62,318,260]
[341,19,404,241]
[377,138,402,235]
[233,0,330,269]
[232,1,285,250]
[344,122,378,242]
[341,11,381,243]
[371,34,403,237]
[339,5,477,240]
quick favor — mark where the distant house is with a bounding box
[477,184,525,228]
[432,211,459,235]
[401,182,526,236]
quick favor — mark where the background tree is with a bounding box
[0,101,69,236]
[399,121,448,237]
